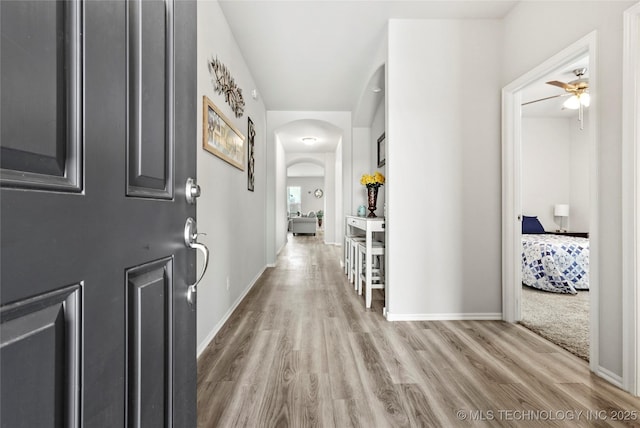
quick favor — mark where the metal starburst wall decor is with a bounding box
[207,56,245,118]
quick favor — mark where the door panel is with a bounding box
[0,284,81,428]
[127,0,172,198]
[0,1,197,426]
[126,258,173,428]
[0,0,82,190]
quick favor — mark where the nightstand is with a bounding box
[546,231,589,238]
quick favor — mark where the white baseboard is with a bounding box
[385,312,502,321]
[595,365,623,389]
[196,266,267,358]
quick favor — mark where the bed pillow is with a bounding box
[522,215,545,234]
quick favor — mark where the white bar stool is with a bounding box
[343,234,363,275]
[347,236,366,283]
[356,240,385,308]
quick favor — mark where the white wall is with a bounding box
[386,19,503,318]
[503,0,634,378]
[370,97,386,216]
[334,139,343,244]
[352,91,386,219]
[351,127,371,213]
[273,134,286,258]
[570,111,591,232]
[324,151,337,243]
[522,118,572,230]
[287,162,324,177]
[522,115,591,233]
[196,0,267,354]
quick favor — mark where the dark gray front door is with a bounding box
[1,1,197,426]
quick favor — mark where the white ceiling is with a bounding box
[217,1,520,154]
[218,0,519,112]
[219,0,516,111]
[276,118,343,153]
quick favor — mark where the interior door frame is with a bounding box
[622,2,640,397]
[501,32,600,370]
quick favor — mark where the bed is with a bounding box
[521,216,589,294]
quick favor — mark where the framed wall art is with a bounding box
[377,132,386,168]
[247,117,255,191]
[202,96,245,170]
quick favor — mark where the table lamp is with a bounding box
[554,204,569,232]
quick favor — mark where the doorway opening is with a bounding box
[518,54,591,361]
[502,32,599,371]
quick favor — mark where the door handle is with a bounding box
[184,217,209,308]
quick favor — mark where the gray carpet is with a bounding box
[520,285,589,361]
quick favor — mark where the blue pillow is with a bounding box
[522,215,545,234]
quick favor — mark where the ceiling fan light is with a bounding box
[580,93,590,107]
[563,95,580,110]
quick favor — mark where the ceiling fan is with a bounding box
[522,68,590,108]
[522,67,590,129]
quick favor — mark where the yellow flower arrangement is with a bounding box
[360,171,385,188]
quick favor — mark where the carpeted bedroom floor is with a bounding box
[520,285,589,361]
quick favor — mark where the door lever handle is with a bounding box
[187,241,209,307]
[184,218,209,308]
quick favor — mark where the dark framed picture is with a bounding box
[247,117,255,191]
[202,96,245,170]
[377,132,386,168]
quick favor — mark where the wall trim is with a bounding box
[596,365,624,389]
[622,2,640,397]
[196,265,267,358]
[385,312,502,322]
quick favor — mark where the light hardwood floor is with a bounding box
[197,233,640,427]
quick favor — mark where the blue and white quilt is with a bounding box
[522,234,589,294]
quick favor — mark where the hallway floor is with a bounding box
[197,234,640,427]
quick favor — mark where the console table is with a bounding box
[345,216,385,308]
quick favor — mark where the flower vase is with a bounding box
[367,186,378,217]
